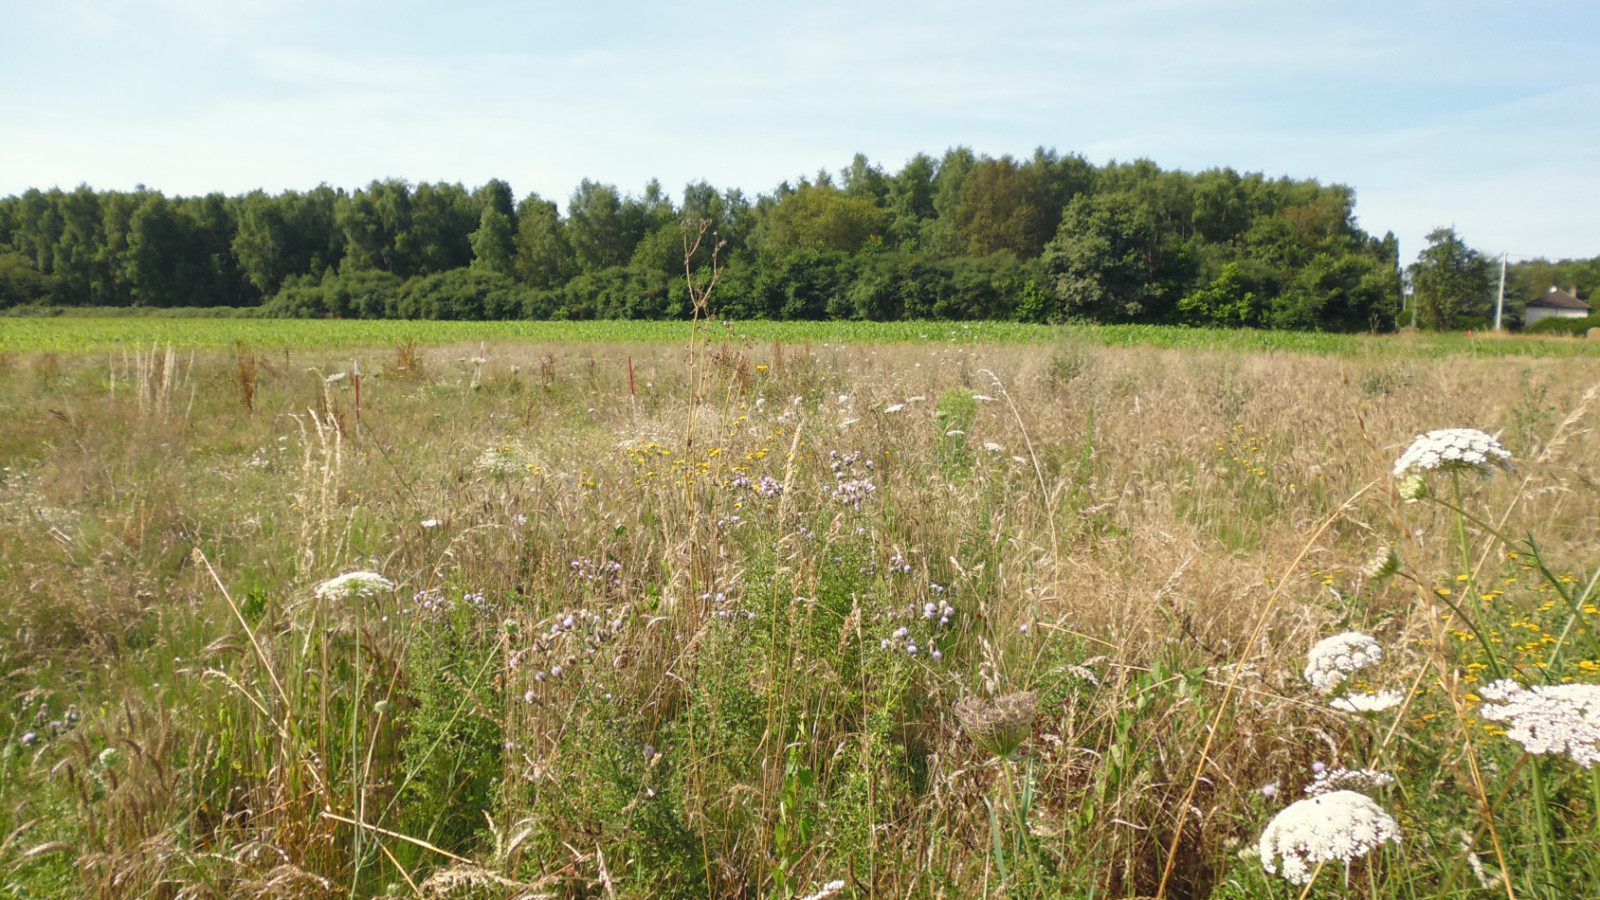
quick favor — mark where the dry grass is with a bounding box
[0,335,1596,898]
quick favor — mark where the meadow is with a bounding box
[0,322,1597,899]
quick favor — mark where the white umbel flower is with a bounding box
[1478,679,1600,768]
[1362,544,1401,581]
[1391,428,1512,479]
[315,571,394,602]
[1329,690,1406,714]
[798,880,846,900]
[475,444,535,477]
[1304,632,1383,694]
[1305,767,1397,797]
[1258,790,1400,884]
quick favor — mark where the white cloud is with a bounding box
[2,0,1596,262]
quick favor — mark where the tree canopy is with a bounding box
[0,149,1430,331]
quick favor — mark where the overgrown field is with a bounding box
[0,331,1598,899]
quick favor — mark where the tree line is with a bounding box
[4,147,1545,331]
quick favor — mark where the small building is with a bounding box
[1525,286,1591,327]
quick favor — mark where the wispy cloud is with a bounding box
[2,0,1596,259]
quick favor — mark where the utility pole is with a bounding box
[1493,252,1507,331]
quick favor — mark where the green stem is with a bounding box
[1448,473,1505,680]
[1592,767,1600,839]
[1529,756,1558,881]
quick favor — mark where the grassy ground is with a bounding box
[0,330,1597,898]
[6,315,1600,358]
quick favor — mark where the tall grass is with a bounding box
[0,333,1596,898]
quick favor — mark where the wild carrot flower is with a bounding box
[954,691,1038,757]
[1305,767,1396,797]
[315,571,394,602]
[1304,632,1383,694]
[1258,790,1400,884]
[1329,690,1405,714]
[1477,679,1600,767]
[1391,428,1512,479]
[475,444,535,477]
[1362,544,1401,581]
[798,880,846,900]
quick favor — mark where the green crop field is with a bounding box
[6,314,1600,358]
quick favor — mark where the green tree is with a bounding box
[233,188,344,297]
[513,194,576,289]
[568,180,630,272]
[841,153,889,206]
[470,206,517,277]
[338,180,412,274]
[951,155,1052,257]
[1408,226,1491,330]
[404,182,475,275]
[1178,262,1258,326]
[1040,193,1165,322]
[884,153,937,249]
[473,179,516,221]
[50,186,102,303]
[0,250,57,307]
[124,192,192,306]
[761,185,886,256]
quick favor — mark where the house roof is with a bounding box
[1528,287,1590,311]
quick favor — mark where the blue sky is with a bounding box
[2,0,1596,263]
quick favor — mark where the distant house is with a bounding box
[1525,286,1591,327]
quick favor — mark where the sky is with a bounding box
[2,0,1597,264]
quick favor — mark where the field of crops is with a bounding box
[1,327,1599,898]
[5,315,1600,358]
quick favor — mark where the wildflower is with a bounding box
[982,442,1004,453]
[1305,767,1396,797]
[831,477,877,509]
[1477,679,1600,767]
[1391,428,1512,480]
[954,691,1038,757]
[1329,690,1405,714]
[1260,781,1279,799]
[315,571,395,602]
[799,880,846,900]
[1397,472,1429,501]
[475,444,535,477]
[1304,632,1383,694]
[1258,790,1400,884]
[1362,544,1401,581]
[884,403,906,414]
[421,518,440,529]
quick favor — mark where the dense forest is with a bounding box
[0,148,1584,330]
